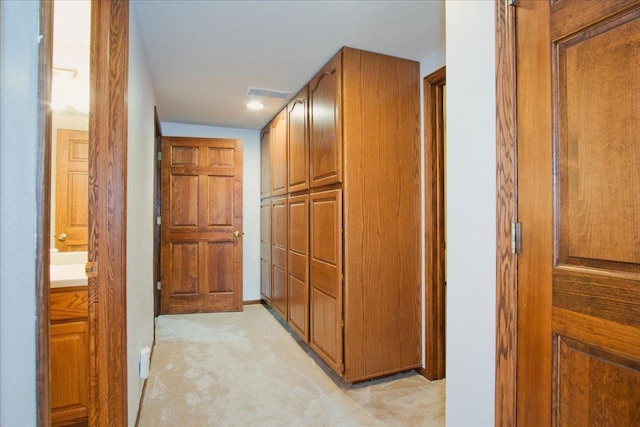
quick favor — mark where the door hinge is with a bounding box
[156,216,161,225]
[156,281,161,290]
[85,262,98,277]
[157,152,162,161]
[511,222,522,254]
[508,0,517,6]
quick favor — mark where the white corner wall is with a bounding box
[445,2,496,426]
[127,6,157,425]
[161,122,261,302]
[0,1,39,424]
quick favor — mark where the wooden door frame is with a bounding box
[153,107,162,318]
[36,0,130,425]
[422,66,446,380]
[495,0,518,425]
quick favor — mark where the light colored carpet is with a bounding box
[138,304,445,426]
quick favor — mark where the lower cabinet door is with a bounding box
[51,320,89,425]
[271,196,288,319]
[287,194,309,342]
[309,189,343,374]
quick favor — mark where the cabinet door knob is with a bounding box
[57,233,68,242]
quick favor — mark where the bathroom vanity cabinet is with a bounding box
[261,47,421,382]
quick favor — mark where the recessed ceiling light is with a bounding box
[247,101,264,110]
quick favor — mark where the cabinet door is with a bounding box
[270,110,287,196]
[287,194,309,342]
[271,196,288,319]
[310,189,343,374]
[309,52,342,188]
[260,199,271,304]
[51,320,89,425]
[287,87,309,193]
[260,128,271,199]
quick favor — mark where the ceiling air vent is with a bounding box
[247,86,292,100]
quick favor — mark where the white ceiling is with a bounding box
[132,0,445,131]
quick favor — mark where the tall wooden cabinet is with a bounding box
[260,47,420,382]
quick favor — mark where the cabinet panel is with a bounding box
[288,194,309,342]
[270,111,288,196]
[271,196,288,319]
[309,52,342,188]
[51,320,89,425]
[288,87,309,193]
[260,128,270,198]
[260,199,271,303]
[310,189,343,373]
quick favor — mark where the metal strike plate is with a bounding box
[85,262,98,277]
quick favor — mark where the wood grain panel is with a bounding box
[310,189,342,374]
[171,146,199,166]
[341,47,421,381]
[288,87,309,193]
[550,0,640,41]
[50,289,88,322]
[270,110,287,196]
[204,241,233,293]
[207,147,234,168]
[88,0,129,423]
[170,175,198,226]
[260,128,271,199]
[553,335,640,426]
[206,176,233,226]
[170,243,199,294]
[260,199,271,303]
[309,52,342,188]
[271,196,288,319]
[557,10,640,267]
[288,194,309,341]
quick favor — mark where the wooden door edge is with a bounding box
[423,66,447,381]
[495,0,519,425]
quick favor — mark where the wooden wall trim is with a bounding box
[89,0,129,425]
[495,0,518,425]
[423,66,446,381]
[37,0,53,425]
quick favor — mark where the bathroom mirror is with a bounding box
[51,0,90,252]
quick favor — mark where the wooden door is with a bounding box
[310,189,343,374]
[517,1,640,425]
[271,196,288,319]
[309,52,342,188]
[288,194,309,342]
[287,87,309,193]
[160,137,243,314]
[260,128,271,199]
[260,199,271,304]
[270,110,287,196]
[55,128,88,252]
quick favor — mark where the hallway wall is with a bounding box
[161,122,261,302]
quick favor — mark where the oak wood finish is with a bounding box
[161,137,243,314]
[287,87,309,193]
[502,1,640,425]
[310,189,343,374]
[287,194,309,342]
[88,0,129,424]
[270,110,287,196]
[494,0,518,424]
[37,0,53,424]
[260,199,272,304]
[55,129,89,252]
[153,107,162,319]
[423,67,446,381]
[341,48,421,381]
[260,128,271,199]
[270,196,288,319]
[309,52,342,188]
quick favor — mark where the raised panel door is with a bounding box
[287,194,309,342]
[260,128,270,199]
[260,198,271,304]
[271,196,288,319]
[270,110,287,196]
[309,52,342,188]
[287,87,309,193]
[309,189,343,374]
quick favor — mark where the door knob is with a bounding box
[233,230,240,238]
[57,233,67,242]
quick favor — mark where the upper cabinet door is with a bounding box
[309,51,342,188]
[287,86,309,193]
[270,110,288,196]
[260,128,271,199]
